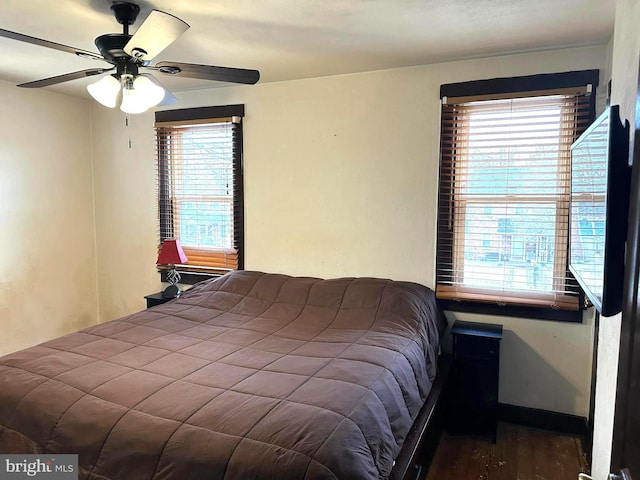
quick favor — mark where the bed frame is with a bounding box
[389,354,452,480]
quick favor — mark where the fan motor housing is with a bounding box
[95,33,131,61]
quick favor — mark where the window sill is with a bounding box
[439,299,584,323]
[159,270,223,285]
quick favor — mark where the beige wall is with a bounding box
[91,108,159,322]
[90,45,606,417]
[0,79,98,357]
[591,0,640,478]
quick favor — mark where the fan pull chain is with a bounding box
[125,114,132,149]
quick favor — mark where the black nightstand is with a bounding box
[144,292,171,308]
[448,320,503,442]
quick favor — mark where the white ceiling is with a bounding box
[0,0,616,99]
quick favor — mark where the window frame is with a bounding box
[437,71,600,322]
[155,104,245,284]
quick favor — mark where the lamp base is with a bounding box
[162,284,181,299]
[166,267,181,286]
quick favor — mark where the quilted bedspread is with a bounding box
[0,271,445,480]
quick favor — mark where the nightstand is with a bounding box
[448,320,503,442]
[144,292,171,308]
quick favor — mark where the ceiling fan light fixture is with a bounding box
[135,75,165,106]
[119,74,165,114]
[87,74,120,108]
[3,2,261,101]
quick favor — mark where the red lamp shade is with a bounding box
[157,239,188,265]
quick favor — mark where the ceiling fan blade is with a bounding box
[124,10,189,61]
[18,68,114,88]
[154,62,260,85]
[159,89,178,106]
[0,28,105,61]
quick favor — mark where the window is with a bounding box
[155,105,244,277]
[436,71,599,320]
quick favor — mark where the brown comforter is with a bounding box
[0,271,445,480]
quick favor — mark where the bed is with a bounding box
[0,271,448,480]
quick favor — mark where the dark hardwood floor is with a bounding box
[426,422,589,480]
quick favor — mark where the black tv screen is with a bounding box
[569,105,630,317]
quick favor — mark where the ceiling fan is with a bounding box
[0,1,260,113]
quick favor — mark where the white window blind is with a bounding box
[437,89,593,311]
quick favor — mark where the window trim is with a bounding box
[437,70,599,322]
[440,70,600,99]
[155,104,245,281]
[155,104,245,124]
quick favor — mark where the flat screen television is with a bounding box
[569,104,630,317]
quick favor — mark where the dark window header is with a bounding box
[155,104,245,123]
[440,70,600,99]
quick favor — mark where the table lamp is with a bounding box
[156,239,188,298]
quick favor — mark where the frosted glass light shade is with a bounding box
[87,75,120,108]
[120,87,147,114]
[120,76,165,114]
